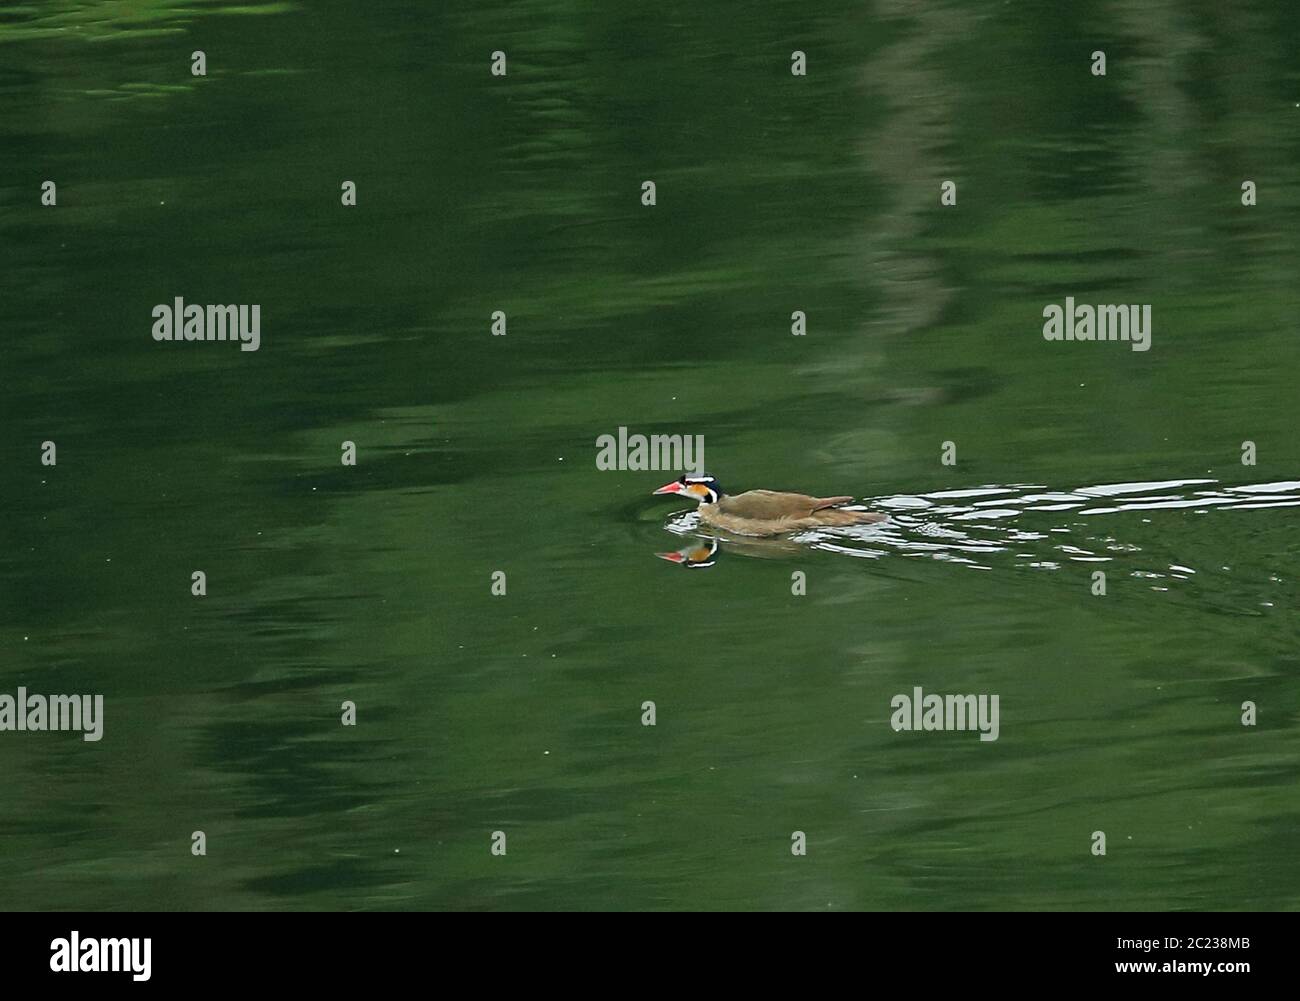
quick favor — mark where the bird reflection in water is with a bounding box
[654,531,812,568]
[655,538,720,568]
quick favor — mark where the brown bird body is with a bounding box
[702,490,886,536]
[653,475,886,538]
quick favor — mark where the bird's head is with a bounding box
[652,473,724,505]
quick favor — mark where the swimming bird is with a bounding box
[652,474,886,537]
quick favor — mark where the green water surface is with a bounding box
[2,0,1298,910]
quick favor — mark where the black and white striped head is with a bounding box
[652,474,724,505]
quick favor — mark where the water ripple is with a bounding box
[664,477,1296,606]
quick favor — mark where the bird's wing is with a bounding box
[811,495,855,511]
[720,490,828,519]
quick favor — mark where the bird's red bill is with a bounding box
[652,481,682,495]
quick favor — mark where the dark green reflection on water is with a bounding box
[1,0,1298,910]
